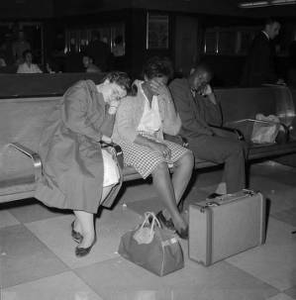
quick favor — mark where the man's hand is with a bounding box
[200,84,213,96]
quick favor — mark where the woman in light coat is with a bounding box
[113,57,194,238]
[35,72,132,257]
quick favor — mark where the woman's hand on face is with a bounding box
[149,80,170,98]
[149,140,171,159]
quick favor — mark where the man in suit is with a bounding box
[241,18,283,87]
[169,63,247,195]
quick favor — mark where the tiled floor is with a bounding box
[0,161,296,300]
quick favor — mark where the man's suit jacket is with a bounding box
[241,31,278,87]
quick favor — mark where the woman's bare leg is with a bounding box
[171,151,194,206]
[152,162,187,232]
[161,151,193,221]
[72,185,114,248]
[73,210,95,248]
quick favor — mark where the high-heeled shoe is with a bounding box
[176,226,189,240]
[75,237,97,257]
[71,221,83,244]
[156,211,176,232]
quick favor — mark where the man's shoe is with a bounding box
[156,211,176,232]
[71,221,83,244]
[207,192,223,200]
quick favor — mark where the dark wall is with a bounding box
[0,0,53,19]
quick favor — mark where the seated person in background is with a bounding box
[17,50,42,74]
[12,30,31,65]
[169,63,247,196]
[82,54,101,73]
[112,35,125,57]
[112,57,194,238]
[35,72,132,257]
[0,52,7,67]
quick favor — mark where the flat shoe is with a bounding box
[75,237,97,258]
[156,211,176,232]
[71,221,83,244]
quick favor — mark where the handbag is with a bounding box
[118,212,184,276]
[251,120,280,144]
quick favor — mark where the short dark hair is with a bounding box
[103,71,133,94]
[265,17,280,26]
[193,62,214,79]
[142,56,174,81]
[22,49,32,59]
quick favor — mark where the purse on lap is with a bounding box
[118,211,184,276]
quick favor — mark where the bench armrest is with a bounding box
[210,124,245,141]
[100,141,124,169]
[8,142,42,182]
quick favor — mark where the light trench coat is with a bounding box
[35,80,121,213]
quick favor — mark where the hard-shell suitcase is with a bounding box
[189,189,266,266]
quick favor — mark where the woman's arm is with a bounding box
[151,81,181,135]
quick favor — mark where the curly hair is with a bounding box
[103,71,133,94]
[142,56,174,81]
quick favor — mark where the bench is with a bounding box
[1,78,296,204]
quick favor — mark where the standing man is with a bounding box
[169,63,246,195]
[241,18,283,87]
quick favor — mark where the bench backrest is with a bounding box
[0,84,295,184]
[215,86,295,127]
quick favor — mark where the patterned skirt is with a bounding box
[118,134,191,179]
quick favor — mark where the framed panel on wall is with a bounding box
[146,12,169,50]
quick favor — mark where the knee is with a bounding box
[152,162,169,177]
[177,151,195,169]
[231,141,246,158]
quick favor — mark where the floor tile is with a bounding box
[126,185,210,217]
[26,207,142,269]
[119,180,156,204]
[0,224,68,288]
[271,207,296,227]
[266,293,296,300]
[0,210,19,228]
[226,217,296,291]
[2,271,103,300]
[284,286,296,299]
[7,198,68,223]
[75,257,277,300]
[249,176,296,214]
[250,162,296,187]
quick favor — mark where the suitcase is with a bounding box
[189,189,266,266]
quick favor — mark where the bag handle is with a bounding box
[140,212,161,234]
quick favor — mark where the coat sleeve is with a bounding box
[159,94,182,136]
[169,80,214,138]
[62,83,103,142]
[114,97,138,143]
[199,95,223,126]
